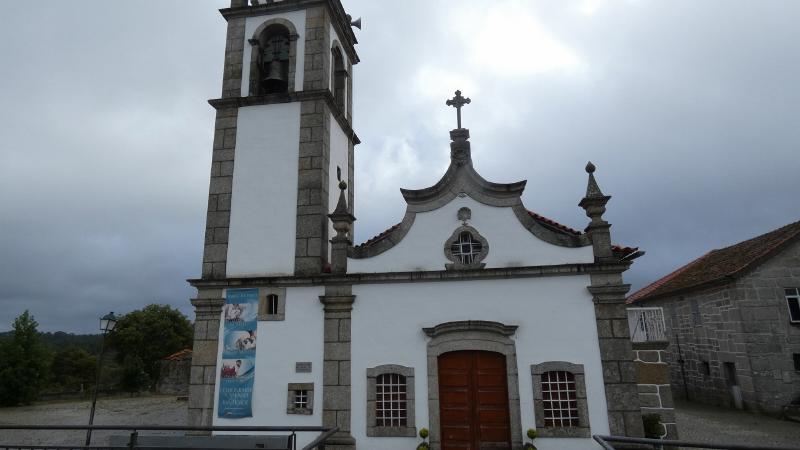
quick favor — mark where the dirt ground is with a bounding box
[1,395,799,448]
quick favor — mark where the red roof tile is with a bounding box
[628,219,800,303]
[163,349,192,361]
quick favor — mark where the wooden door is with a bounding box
[438,351,512,450]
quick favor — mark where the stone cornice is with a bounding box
[587,284,632,303]
[208,90,360,145]
[423,321,518,338]
[189,262,631,289]
[220,0,360,64]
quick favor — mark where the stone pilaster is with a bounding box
[188,290,224,430]
[294,6,334,275]
[303,6,332,92]
[581,162,644,437]
[589,280,644,437]
[319,286,356,450]
[295,100,332,275]
[632,341,678,440]
[201,8,245,280]
[202,107,238,280]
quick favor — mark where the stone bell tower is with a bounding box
[188,0,359,429]
[202,0,359,280]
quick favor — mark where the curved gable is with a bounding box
[348,128,594,273]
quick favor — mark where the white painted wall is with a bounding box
[350,277,609,450]
[328,114,350,258]
[242,10,307,97]
[227,104,301,277]
[348,196,594,273]
[214,286,325,448]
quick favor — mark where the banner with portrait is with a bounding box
[218,288,258,418]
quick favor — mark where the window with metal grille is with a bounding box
[267,294,279,315]
[293,390,309,409]
[541,371,579,427]
[375,373,407,427]
[450,232,483,265]
[785,288,800,323]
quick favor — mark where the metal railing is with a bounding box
[594,435,800,450]
[0,425,338,450]
[627,307,667,343]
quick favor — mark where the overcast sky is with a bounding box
[1,0,798,333]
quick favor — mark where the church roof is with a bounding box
[628,219,800,303]
[353,210,639,259]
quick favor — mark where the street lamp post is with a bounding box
[85,312,118,447]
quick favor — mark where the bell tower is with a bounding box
[202,0,359,280]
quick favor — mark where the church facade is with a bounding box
[188,1,645,449]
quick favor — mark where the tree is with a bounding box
[0,311,52,406]
[107,304,193,387]
[50,346,96,391]
[120,355,149,394]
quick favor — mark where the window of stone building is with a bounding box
[286,383,313,415]
[258,288,286,321]
[785,288,800,323]
[793,354,800,372]
[701,361,711,376]
[531,362,590,438]
[366,365,416,437]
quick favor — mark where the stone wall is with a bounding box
[632,342,677,439]
[734,240,800,413]
[645,239,800,415]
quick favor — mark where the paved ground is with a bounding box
[1,396,799,448]
[0,395,187,446]
[675,400,800,448]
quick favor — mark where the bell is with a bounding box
[262,61,287,94]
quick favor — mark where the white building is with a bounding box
[188,1,645,449]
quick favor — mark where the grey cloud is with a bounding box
[1,0,798,331]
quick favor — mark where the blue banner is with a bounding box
[218,288,258,418]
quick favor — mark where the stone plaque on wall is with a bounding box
[295,362,312,373]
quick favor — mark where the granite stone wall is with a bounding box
[632,342,678,439]
[646,240,800,415]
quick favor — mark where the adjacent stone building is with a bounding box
[628,220,800,415]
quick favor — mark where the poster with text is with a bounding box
[218,288,258,418]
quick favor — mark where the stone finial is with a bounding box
[449,128,471,166]
[579,162,613,260]
[584,161,604,198]
[328,177,356,274]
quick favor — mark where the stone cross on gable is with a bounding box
[446,90,471,129]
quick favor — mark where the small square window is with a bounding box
[258,288,286,321]
[286,383,313,415]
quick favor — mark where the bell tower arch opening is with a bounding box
[247,18,299,96]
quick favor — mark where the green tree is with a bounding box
[0,311,53,405]
[120,355,150,394]
[107,304,193,387]
[50,346,96,391]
